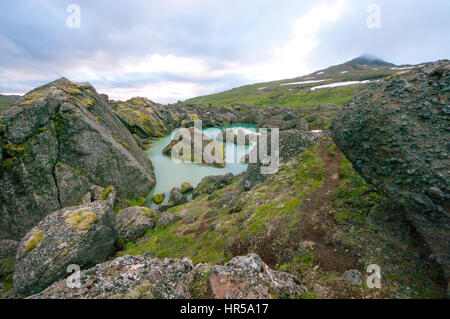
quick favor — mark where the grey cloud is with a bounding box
[0,0,448,102]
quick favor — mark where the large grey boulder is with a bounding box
[13,189,118,297]
[331,61,450,279]
[115,206,156,244]
[0,78,155,240]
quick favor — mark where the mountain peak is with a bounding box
[347,54,395,66]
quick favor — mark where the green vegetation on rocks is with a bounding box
[153,193,165,204]
[25,231,44,252]
[64,208,99,231]
[181,182,193,194]
[100,186,114,200]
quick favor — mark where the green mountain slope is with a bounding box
[0,94,20,109]
[185,55,415,108]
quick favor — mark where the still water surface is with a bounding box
[145,124,257,206]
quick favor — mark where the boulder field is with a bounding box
[1,60,449,299]
[31,253,303,299]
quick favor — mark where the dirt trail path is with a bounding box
[294,141,358,272]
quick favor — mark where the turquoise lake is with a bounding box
[145,124,257,207]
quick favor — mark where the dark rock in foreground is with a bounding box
[207,253,304,298]
[13,188,118,297]
[31,253,303,299]
[331,60,450,279]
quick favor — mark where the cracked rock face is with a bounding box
[331,60,450,279]
[13,190,118,297]
[0,78,155,240]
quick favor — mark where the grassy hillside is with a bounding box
[0,94,19,108]
[187,84,362,108]
[185,55,415,108]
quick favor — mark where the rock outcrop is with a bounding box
[31,253,303,299]
[13,189,118,297]
[115,206,156,244]
[242,129,325,191]
[207,253,303,298]
[169,187,185,205]
[218,127,258,145]
[331,61,450,279]
[162,127,225,168]
[109,98,313,140]
[0,78,155,240]
[193,173,234,197]
[109,98,242,138]
[32,255,194,299]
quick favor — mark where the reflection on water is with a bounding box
[145,124,257,207]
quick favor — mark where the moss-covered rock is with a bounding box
[180,182,193,194]
[152,193,165,204]
[13,197,118,297]
[24,231,44,252]
[64,208,99,231]
[0,78,155,240]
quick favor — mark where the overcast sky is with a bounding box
[0,0,449,103]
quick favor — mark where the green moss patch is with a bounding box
[152,193,165,204]
[65,208,99,230]
[25,231,44,252]
[100,186,114,200]
[332,158,384,223]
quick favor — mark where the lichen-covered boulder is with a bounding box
[32,255,195,299]
[206,253,304,299]
[331,61,450,279]
[13,189,118,297]
[31,253,303,299]
[115,206,156,244]
[0,78,155,240]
